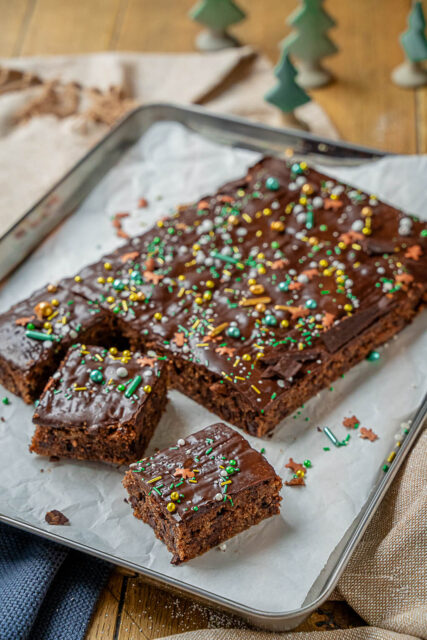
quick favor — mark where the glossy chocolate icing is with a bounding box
[1,157,426,423]
[68,157,427,413]
[33,345,165,431]
[128,422,279,521]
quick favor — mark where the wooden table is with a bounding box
[1,0,424,637]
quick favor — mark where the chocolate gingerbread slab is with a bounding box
[123,422,282,564]
[1,156,426,436]
[31,345,167,464]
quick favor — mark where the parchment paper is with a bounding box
[0,122,426,614]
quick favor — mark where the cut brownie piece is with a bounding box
[31,345,167,465]
[123,423,282,564]
[0,281,115,403]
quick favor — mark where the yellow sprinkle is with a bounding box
[233,357,240,367]
[242,213,252,224]
[221,480,232,486]
[147,476,162,484]
[222,372,233,382]
[196,343,209,348]
[94,354,103,362]
[192,319,200,329]
[352,243,362,250]
[185,259,196,267]
[298,342,304,350]
[251,385,261,394]
[107,378,113,385]
[256,230,263,237]
[235,376,245,381]
[178,287,185,298]
[188,479,197,484]
[122,300,128,312]
[239,296,272,307]
[387,451,396,463]
[73,387,87,391]
[209,322,229,338]
[47,311,59,321]
[223,269,232,277]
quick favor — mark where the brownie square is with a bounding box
[0,281,115,403]
[123,423,282,564]
[31,345,167,465]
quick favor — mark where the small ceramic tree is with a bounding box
[189,0,246,51]
[281,0,338,89]
[392,1,427,88]
[265,53,311,130]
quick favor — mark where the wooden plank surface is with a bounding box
[0,0,424,637]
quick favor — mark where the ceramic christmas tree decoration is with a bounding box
[265,53,311,130]
[392,1,427,88]
[190,0,246,51]
[281,0,338,89]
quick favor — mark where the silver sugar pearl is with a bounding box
[117,367,128,378]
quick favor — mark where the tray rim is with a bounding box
[0,102,424,630]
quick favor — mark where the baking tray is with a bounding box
[0,104,425,631]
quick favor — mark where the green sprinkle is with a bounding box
[125,375,142,398]
[2,397,10,405]
[382,464,389,472]
[25,330,60,342]
[323,447,330,451]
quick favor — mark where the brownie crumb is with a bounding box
[45,510,69,525]
[49,455,60,462]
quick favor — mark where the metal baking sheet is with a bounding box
[0,105,425,631]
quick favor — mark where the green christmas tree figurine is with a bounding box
[265,53,311,130]
[281,0,338,89]
[392,1,427,88]
[189,0,246,52]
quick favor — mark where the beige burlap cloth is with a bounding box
[0,47,337,237]
[0,49,425,640]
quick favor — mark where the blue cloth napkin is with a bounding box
[0,522,111,640]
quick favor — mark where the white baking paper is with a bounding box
[0,122,426,614]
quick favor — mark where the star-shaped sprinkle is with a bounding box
[285,477,305,486]
[215,346,236,357]
[144,271,164,285]
[137,357,156,367]
[360,427,378,442]
[322,312,335,330]
[15,316,35,326]
[343,415,360,429]
[405,244,422,261]
[324,198,343,211]
[120,251,139,263]
[173,332,186,347]
[285,458,305,474]
[174,468,195,479]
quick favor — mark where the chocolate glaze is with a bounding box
[33,345,165,431]
[0,282,106,371]
[1,157,426,429]
[128,422,280,521]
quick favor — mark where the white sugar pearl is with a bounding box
[117,367,128,378]
[214,493,223,501]
[69,329,78,339]
[312,197,324,209]
[177,438,185,447]
[219,543,227,551]
[351,220,364,231]
[220,469,228,477]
